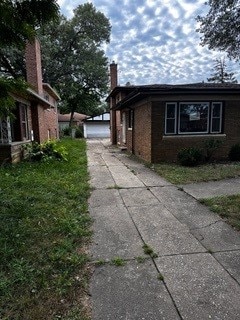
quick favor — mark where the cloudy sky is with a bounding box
[57,0,240,86]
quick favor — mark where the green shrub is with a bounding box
[178,147,203,166]
[63,127,71,136]
[24,140,68,162]
[204,139,223,162]
[229,144,240,161]
[75,127,83,138]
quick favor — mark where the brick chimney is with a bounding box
[25,38,43,95]
[110,61,118,90]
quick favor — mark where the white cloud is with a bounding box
[57,0,240,85]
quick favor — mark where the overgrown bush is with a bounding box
[63,127,71,136]
[229,144,240,161]
[75,126,83,138]
[204,139,223,162]
[178,147,203,166]
[24,140,68,162]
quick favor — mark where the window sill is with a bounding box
[0,140,31,146]
[163,134,226,140]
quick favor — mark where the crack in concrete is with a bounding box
[190,219,223,231]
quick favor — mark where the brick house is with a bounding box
[108,63,240,163]
[0,39,60,163]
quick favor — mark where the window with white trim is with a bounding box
[165,102,223,135]
[211,102,222,133]
[165,103,177,134]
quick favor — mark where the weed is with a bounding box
[142,244,158,258]
[207,249,213,254]
[136,256,146,263]
[107,184,121,189]
[95,259,106,266]
[110,257,126,266]
[157,273,164,281]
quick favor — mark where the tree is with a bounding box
[197,1,240,60]
[38,3,111,125]
[207,57,238,83]
[0,0,59,116]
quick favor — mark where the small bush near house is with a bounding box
[229,143,240,161]
[75,126,83,138]
[204,139,223,162]
[24,140,68,162]
[63,126,71,136]
[177,147,203,166]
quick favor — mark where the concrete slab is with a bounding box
[119,188,160,207]
[136,168,172,187]
[87,151,105,166]
[191,221,240,252]
[90,260,180,320]
[181,178,240,199]
[101,153,124,166]
[89,204,143,260]
[151,186,221,229]
[156,253,240,320]
[129,205,206,255]
[109,165,145,188]
[88,165,115,189]
[89,189,124,208]
[213,250,240,284]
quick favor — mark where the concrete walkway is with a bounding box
[87,139,240,320]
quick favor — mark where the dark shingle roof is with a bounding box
[109,82,240,110]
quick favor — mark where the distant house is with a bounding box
[58,112,88,132]
[107,62,240,163]
[0,39,60,164]
[83,112,110,138]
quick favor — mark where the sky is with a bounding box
[57,0,240,86]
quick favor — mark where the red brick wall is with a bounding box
[133,101,152,162]
[25,39,43,95]
[121,94,240,163]
[151,98,240,163]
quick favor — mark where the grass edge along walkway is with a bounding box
[0,138,92,320]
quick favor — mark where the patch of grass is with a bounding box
[110,257,126,266]
[107,184,121,189]
[95,259,107,266]
[157,273,164,281]
[0,138,91,319]
[136,256,146,263]
[201,195,240,231]
[142,244,158,258]
[153,162,240,184]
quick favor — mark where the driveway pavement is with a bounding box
[87,139,240,320]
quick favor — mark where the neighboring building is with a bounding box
[83,112,110,138]
[58,112,88,132]
[107,63,240,163]
[0,39,60,163]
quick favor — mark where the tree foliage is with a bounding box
[207,57,238,83]
[0,0,59,48]
[38,3,111,121]
[197,0,240,60]
[0,0,59,116]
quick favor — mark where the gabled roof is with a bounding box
[109,83,240,110]
[43,83,61,101]
[58,112,88,122]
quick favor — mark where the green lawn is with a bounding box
[200,195,240,231]
[0,138,91,320]
[152,161,240,231]
[153,162,240,184]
